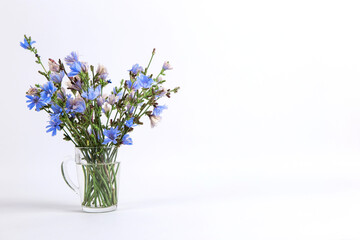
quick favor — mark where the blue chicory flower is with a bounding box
[113,87,123,98]
[26,95,46,111]
[126,79,142,91]
[81,85,101,100]
[68,61,82,77]
[40,81,57,104]
[122,134,133,145]
[125,117,136,128]
[102,127,121,145]
[50,70,65,84]
[153,105,168,116]
[66,96,86,114]
[51,104,63,116]
[137,73,153,88]
[20,37,36,50]
[128,64,143,75]
[65,52,79,66]
[46,114,62,136]
[125,80,131,88]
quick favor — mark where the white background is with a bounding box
[1,0,360,239]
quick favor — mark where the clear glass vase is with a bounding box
[61,146,120,213]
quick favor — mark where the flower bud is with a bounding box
[96,65,108,80]
[26,86,38,95]
[81,62,89,73]
[149,115,161,128]
[97,94,107,106]
[107,94,119,105]
[102,102,111,113]
[48,59,60,72]
[162,61,173,71]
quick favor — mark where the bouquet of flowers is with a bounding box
[21,35,179,211]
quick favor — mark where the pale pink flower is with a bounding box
[107,94,119,105]
[96,65,108,80]
[162,61,173,71]
[102,102,111,113]
[48,59,60,72]
[97,94,108,106]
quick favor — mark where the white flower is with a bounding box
[107,94,119,105]
[102,102,111,113]
[96,65,108,80]
[97,94,107,106]
[149,115,161,128]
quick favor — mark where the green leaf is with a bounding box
[63,135,71,141]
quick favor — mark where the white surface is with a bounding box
[1,0,360,239]
[2,156,360,239]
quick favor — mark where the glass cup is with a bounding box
[61,146,120,213]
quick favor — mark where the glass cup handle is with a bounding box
[61,156,80,195]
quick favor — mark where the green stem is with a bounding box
[155,69,164,81]
[144,49,155,75]
[63,127,77,146]
[106,108,113,127]
[39,60,48,76]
